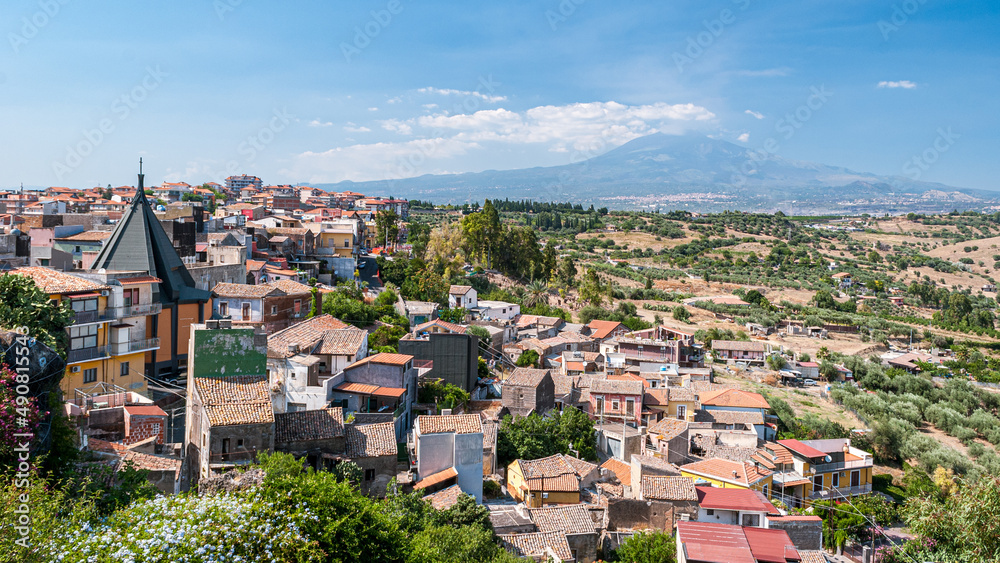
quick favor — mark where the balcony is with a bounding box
[67,346,110,364]
[70,310,113,325]
[808,484,872,500]
[108,302,163,318]
[810,458,872,474]
[109,337,160,356]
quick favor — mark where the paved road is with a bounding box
[357,255,382,288]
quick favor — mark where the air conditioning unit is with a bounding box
[71,366,81,373]
[100,290,109,297]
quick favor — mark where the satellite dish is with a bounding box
[824,455,832,463]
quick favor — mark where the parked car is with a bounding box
[803,378,818,386]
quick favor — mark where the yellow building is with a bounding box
[679,457,775,499]
[506,454,582,507]
[309,222,357,258]
[777,438,873,502]
[12,268,160,399]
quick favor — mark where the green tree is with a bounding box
[558,256,577,286]
[672,305,691,323]
[610,530,677,563]
[766,354,788,371]
[0,274,74,355]
[375,209,401,247]
[522,279,549,308]
[333,460,363,484]
[438,308,467,324]
[515,349,539,368]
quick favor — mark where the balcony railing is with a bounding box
[71,310,113,324]
[108,302,163,318]
[810,458,872,474]
[808,484,872,500]
[109,337,160,356]
[67,346,110,364]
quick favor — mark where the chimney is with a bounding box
[288,343,300,355]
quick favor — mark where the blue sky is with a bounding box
[2,0,997,191]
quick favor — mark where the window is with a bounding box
[294,300,302,314]
[82,368,97,383]
[677,405,687,420]
[762,484,769,498]
[219,302,229,316]
[222,438,230,453]
[742,514,760,527]
[120,361,129,377]
[813,474,824,492]
[237,439,244,449]
[364,468,376,481]
[123,288,138,307]
[241,302,251,319]
[270,305,277,315]
[832,472,840,488]
[706,509,714,516]
[851,470,861,488]
[69,324,98,350]
[625,399,635,417]
[612,400,620,412]
[71,297,98,313]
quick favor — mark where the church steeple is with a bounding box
[136,157,146,203]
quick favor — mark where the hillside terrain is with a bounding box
[318,134,1000,213]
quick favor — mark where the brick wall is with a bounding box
[124,415,166,445]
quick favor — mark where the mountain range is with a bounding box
[315,133,998,214]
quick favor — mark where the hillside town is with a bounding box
[4,166,945,563]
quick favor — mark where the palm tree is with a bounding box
[522,279,549,308]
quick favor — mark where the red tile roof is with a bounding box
[681,458,771,487]
[346,352,413,369]
[413,466,458,490]
[601,458,632,487]
[123,405,167,417]
[676,521,756,563]
[695,486,777,513]
[423,483,463,509]
[117,275,162,285]
[743,527,801,563]
[777,439,828,460]
[587,319,623,340]
[698,388,770,409]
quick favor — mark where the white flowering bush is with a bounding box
[41,492,321,562]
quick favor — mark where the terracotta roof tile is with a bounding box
[12,267,108,294]
[601,458,632,487]
[587,319,624,340]
[448,284,473,295]
[642,475,697,501]
[414,466,458,490]
[500,532,573,562]
[681,458,771,487]
[345,422,397,458]
[529,504,597,535]
[696,410,764,426]
[515,454,581,493]
[269,279,313,295]
[417,414,483,435]
[564,455,598,478]
[194,375,273,426]
[698,389,770,409]
[505,367,551,388]
[267,314,354,358]
[212,282,276,298]
[274,407,344,443]
[590,378,644,396]
[649,417,688,441]
[57,230,113,241]
[423,483,463,509]
[413,319,467,334]
[346,352,413,369]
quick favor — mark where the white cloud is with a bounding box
[308,119,334,128]
[343,122,371,133]
[422,103,438,110]
[417,86,507,103]
[877,80,917,89]
[289,99,715,181]
[380,119,413,135]
[744,109,765,120]
[287,138,478,183]
[387,96,402,104]
[367,107,379,111]
[737,132,750,142]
